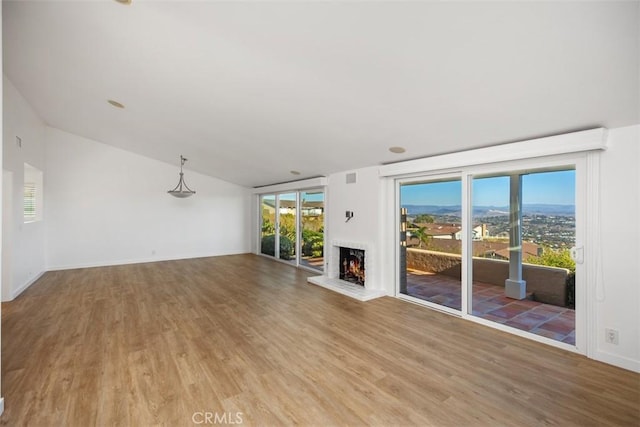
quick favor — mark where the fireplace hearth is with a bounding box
[339,247,365,286]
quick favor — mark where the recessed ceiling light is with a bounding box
[389,146,406,154]
[290,170,301,175]
[107,99,125,109]
[114,0,132,5]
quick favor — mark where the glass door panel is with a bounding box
[260,195,276,257]
[278,193,297,265]
[471,169,576,345]
[300,190,324,271]
[400,179,463,311]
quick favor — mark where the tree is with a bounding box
[278,214,297,241]
[525,248,575,273]
[302,229,324,258]
[301,214,324,233]
[261,218,275,235]
[261,234,294,260]
[412,226,431,249]
[414,214,435,224]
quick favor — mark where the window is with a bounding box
[384,129,605,354]
[23,182,36,221]
[394,157,587,351]
[258,189,325,272]
[24,163,43,223]
[471,168,576,345]
[399,177,463,313]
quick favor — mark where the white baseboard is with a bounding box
[6,270,46,302]
[0,397,5,416]
[593,350,640,373]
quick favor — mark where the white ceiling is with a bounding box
[3,1,639,187]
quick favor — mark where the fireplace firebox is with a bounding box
[339,247,365,286]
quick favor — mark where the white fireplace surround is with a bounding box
[307,240,386,301]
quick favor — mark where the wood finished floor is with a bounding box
[1,254,638,426]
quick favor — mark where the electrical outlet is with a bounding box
[605,328,619,345]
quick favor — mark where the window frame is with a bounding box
[257,187,326,273]
[392,151,593,355]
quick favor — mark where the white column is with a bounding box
[399,208,407,294]
[505,174,527,299]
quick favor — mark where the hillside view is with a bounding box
[404,203,576,276]
[405,204,576,249]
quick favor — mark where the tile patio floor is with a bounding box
[406,269,575,345]
[301,256,324,270]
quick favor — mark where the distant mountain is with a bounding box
[403,204,575,217]
[403,205,462,216]
[520,204,575,216]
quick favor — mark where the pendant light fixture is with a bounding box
[168,155,196,198]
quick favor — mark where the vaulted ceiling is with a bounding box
[3,1,639,187]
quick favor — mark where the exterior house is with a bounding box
[409,223,488,242]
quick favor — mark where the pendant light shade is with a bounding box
[168,155,196,198]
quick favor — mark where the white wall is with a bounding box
[596,125,640,371]
[0,1,4,414]
[2,75,47,301]
[326,166,385,291]
[45,127,252,269]
[323,126,640,372]
[3,76,252,284]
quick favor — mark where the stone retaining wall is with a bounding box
[406,248,569,306]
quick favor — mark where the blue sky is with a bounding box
[402,180,462,206]
[401,170,576,206]
[301,191,324,202]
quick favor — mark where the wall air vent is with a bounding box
[346,173,357,184]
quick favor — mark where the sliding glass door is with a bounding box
[397,160,581,348]
[258,189,324,272]
[278,193,297,265]
[300,190,325,271]
[471,169,576,345]
[399,177,464,313]
[260,194,276,257]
